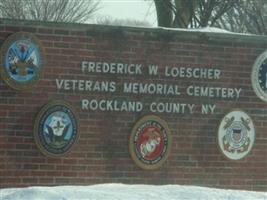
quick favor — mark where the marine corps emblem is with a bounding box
[129,115,171,170]
[218,110,255,160]
[34,101,79,157]
[0,32,44,90]
[251,50,267,101]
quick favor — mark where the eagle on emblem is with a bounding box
[140,128,161,158]
[222,116,251,153]
[9,45,38,76]
[45,115,70,145]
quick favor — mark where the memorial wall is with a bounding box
[0,19,267,191]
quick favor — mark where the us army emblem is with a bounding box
[0,32,44,90]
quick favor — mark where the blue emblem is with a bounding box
[43,111,74,149]
[0,32,44,90]
[252,50,267,101]
[6,40,40,82]
[258,60,267,92]
[34,102,79,157]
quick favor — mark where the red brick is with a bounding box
[5,26,21,32]
[0,20,267,191]
[55,29,69,35]
[38,28,53,34]
[21,27,37,33]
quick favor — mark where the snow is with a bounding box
[188,27,231,33]
[1,184,267,200]
[159,26,254,35]
[160,26,230,33]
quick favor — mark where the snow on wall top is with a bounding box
[0,18,266,45]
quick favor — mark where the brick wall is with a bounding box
[0,19,267,191]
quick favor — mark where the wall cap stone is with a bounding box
[1,18,267,45]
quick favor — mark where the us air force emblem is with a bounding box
[252,50,267,101]
[34,101,79,157]
[218,110,255,160]
[129,115,171,170]
[0,32,44,90]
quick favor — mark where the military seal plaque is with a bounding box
[0,32,44,90]
[34,101,79,157]
[252,50,267,101]
[218,110,255,160]
[129,115,171,170]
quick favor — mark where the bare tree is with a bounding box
[154,0,173,27]
[0,0,100,23]
[153,0,237,28]
[194,0,237,27]
[216,0,267,35]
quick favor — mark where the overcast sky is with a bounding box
[94,0,157,26]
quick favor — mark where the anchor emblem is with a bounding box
[218,110,255,160]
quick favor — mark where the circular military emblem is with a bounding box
[129,115,171,170]
[251,50,267,101]
[0,32,44,90]
[34,101,79,157]
[218,110,255,160]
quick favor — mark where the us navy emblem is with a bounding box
[218,110,255,160]
[129,115,171,170]
[252,50,267,101]
[0,32,44,90]
[34,101,79,157]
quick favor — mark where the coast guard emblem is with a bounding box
[252,50,267,101]
[34,101,79,157]
[129,115,171,170]
[218,110,255,160]
[0,32,44,90]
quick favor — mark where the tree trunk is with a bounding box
[154,0,173,27]
[174,0,197,28]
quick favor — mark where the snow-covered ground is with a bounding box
[1,184,267,200]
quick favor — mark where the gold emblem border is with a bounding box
[33,100,80,158]
[129,115,172,170]
[251,50,267,102]
[0,32,45,91]
[217,109,256,161]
